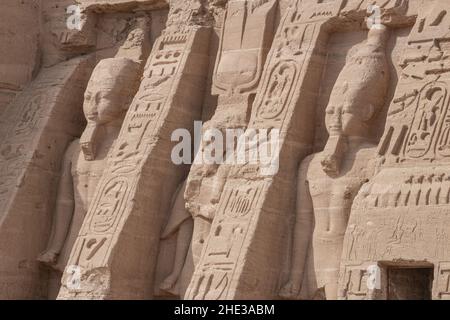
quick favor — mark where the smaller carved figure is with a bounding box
[280,25,390,300]
[159,180,194,296]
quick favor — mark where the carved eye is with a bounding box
[101,92,113,101]
[342,108,352,114]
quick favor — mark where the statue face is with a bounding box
[325,85,373,138]
[82,58,139,126]
[83,83,123,126]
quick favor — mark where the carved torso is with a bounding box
[302,144,377,291]
[71,145,106,212]
[56,139,110,270]
[306,145,376,239]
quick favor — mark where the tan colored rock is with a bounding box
[0,56,94,299]
[0,0,40,113]
[2,0,450,301]
[281,25,390,300]
[184,1,277,298]
[158,179,193,296]
[186,0,414,300]
[37,19,148,295]
[57,0,211,299]
[339,0,450,300]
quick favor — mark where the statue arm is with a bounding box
[160,179,194,294]
[280,157,314,298]
[43,141,77,256]
[211,165,229,204]
[161,180,190,239]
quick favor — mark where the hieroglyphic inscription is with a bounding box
[0,61,84,220]
[379,2,450,164]
[187,181,265,299]
[438,262,450,299]
[213,0,277,95]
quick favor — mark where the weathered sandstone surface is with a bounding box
[0,0,448,300]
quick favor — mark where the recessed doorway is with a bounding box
[387,267,433,300]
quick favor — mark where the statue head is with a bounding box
[80,57,141,160]
[321,25,389,176]
[325,83,377,139]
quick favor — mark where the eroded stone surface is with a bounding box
[1,0,449,300]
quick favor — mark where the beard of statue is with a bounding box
[321,134,348,177]
[80,122,99,161]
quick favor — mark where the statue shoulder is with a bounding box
[357,145,379,176]
[357,144,378,161]
[298,153,318,175]
[64,139,81,162]
[301,151,323,167]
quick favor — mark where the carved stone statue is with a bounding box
[36,18,150,277]
[37,57,141,271]
[280,25,390,300]
[185,0,277,271]
[1,0,437,300]
[185,156,230,269]
[159,180,194,296]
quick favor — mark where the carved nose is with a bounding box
[331,112,342,125]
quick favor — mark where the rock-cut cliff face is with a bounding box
[0,1,40,114]
[1,0,449,301]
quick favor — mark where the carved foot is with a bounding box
[160,274,179,296]
[37,250,59,267]
[279,281,300,300]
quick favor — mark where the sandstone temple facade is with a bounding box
[0,0,448,300]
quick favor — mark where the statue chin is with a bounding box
[80,122,99,161]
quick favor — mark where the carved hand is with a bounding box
[37,249,59,267]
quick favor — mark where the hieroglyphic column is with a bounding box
[185,0,347,300]
[0,56,94,299]
[58,0,211,299]
[183,0,278,296]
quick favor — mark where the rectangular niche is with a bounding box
[381,263,434,300]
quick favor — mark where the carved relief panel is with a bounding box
[249,0,344,129]
[437,262,450,299]
[213,0,277,95]
[379,2,450,165]
[187,181,265,300]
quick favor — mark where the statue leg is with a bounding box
[47,270,63,299]
[160,218,194,295]
[324,271,339,300]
